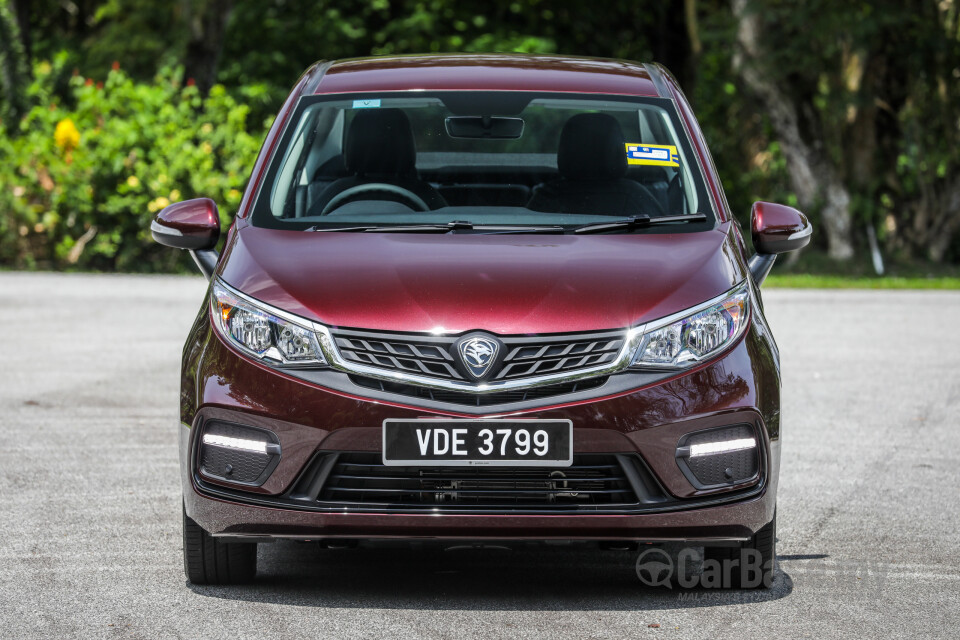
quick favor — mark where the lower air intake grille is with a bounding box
[314,453,642,508]
[195,449,765,515]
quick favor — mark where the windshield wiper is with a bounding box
[307,221,564,234]
[307,223,458,233]
[476,225,565,235]
[573,213,708,235]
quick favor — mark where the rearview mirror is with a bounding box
[151,198,221,279]
[747,201,812,285]
[445,116,524,139]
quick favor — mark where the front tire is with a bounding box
[704,511,776,589]
[182,505,257,585]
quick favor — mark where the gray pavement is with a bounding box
[1,272,959,638]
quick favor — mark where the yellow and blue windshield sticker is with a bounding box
[625,143,680,167]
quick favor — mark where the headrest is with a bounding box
[557,113,627,180]
[344,108,417,176]
[629,164,670,183]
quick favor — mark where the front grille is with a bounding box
[313,453,644,507]
[334,331,464,379]
[331,327,626,383]
[350,374,608,406]
[496,336,624,380]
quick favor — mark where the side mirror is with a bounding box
[151,198,221,279]
[751,201,812,254]
[747,201,812,285]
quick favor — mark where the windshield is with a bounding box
[251,92,714,232]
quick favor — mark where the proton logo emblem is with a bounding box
[456,335,501,379]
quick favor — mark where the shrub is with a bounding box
[0,59,271,271]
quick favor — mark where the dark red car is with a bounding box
[152,55,810,588]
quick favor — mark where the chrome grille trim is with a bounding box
[331,327,628,386]
[315,326,645,394]
[349,373,609,406]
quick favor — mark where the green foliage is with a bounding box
[86,0,185,78]
[4,0,960,271]
[765,274,960,289]
[0,60,270,271]
[691,8,795,225]
[738,0,960,251]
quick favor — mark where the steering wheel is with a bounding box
[320,183,431,215]
[636,182,667,216]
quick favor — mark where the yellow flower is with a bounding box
[147,197,170,213]
[126,176,140,189]
[54,119,81,153]
[168,189,181,201]
[200,142,213,155]
[227,189,241,202]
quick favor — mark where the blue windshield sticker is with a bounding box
[625,143,680,167]
[352,99,381,109]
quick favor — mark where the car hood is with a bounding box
[217,222,746,334]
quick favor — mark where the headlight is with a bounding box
[631,283,750,369]
[211,282,327,366]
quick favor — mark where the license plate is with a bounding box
[382,419,573,467]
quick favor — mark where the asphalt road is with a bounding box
[1,272,959,639]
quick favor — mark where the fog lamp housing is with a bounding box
[198,421,281,487]
[675,425,760,489]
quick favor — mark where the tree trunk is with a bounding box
[182,0,233,96]
[0,0,29,125]
[929,181,960,262]
[907,176,960,263]
[731,0,855,260]
[10,0,29,62]
[683,0,702,98]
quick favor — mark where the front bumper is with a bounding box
[180,307,781,542]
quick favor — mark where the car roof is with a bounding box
[304,54,662,98]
